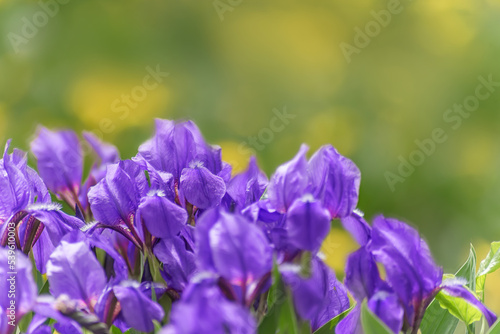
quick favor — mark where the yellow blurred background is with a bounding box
[1,0,500,313]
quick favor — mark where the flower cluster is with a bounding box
[0,119,497,334]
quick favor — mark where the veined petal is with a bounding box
[88,162,141,226]
[138,194,187,239]
[308,145,360,218]
[267,144,309,212]
[180,164,226,209]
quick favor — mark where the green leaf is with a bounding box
[258,261,307,334]
[39,278,50,295]
[110,325,123,334]
[360,301,393,334]
[476,241,500,302]
[434,288,482,327]
[17,312,33,333]
[487,319,500,334]
[420,245,476,334]
[313,304,355,334]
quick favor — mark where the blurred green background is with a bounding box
[1,0,500,310]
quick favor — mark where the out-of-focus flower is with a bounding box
[30,127,120,219]
[0,249,37,334]
[32,231,163,333]
[0,141,84,273]
[160,278,256,334]
[338,216,497,333]
[30,126,83,197]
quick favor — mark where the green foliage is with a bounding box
[313,305,354,334]
[487,319,500,334]
[360,301,393,334]
[420,245,476,334]
[258,262,310,334]
[435,289,482,329]
[477,241,500,302]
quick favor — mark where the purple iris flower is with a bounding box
[308,145,361,219]
[30,126,83,198]
[31,231,163,333]
[281,257,350,331]
[267,144,360,220]
[30,127,120,221]
[0,141,84,273]
[337,247,404,333]
[137,119,225,179]
[267,144,309,213]
[338,216,497,333]
[136,119,231,210]
[0,249,37,334]
[78,132,120,212]
[160,278,256,334]
[88,159,188,250]
[261,144,361,254]
[196,208,273,304]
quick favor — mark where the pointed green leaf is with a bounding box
[313,304,355,334]
[434,287,482,326]
[487,319,500,334]
[420,245,476,334]
[476,241,500,302]
[259,261,304,334]
[360,301,393,334]
[110,326,123,334]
